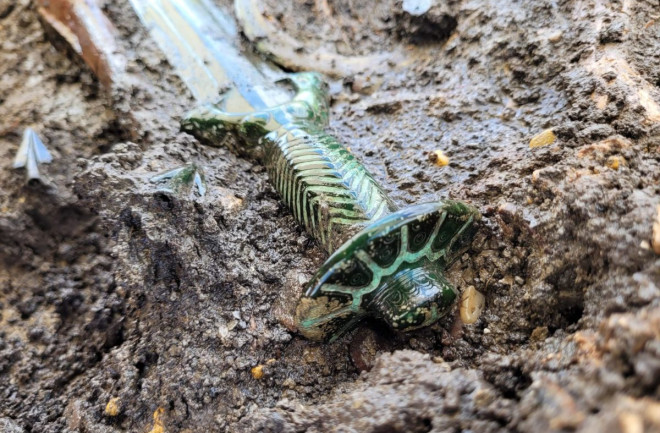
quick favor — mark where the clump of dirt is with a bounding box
[1,0,659,432]
[259,0,400,56]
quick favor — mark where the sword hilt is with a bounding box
[181,72,481,341]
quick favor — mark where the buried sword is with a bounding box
[128,0,481,341]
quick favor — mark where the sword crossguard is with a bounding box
[182,72,481,341]
[181,72,329,157]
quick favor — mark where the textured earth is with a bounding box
[1,0,659,432]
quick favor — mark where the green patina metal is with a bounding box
[181,72,481,341]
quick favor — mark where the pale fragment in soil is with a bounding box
[652,205,660,256]
[460,286,485,324]
[584,48,660,123]
[36,0,126,88]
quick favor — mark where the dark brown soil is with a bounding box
[1,0,659,432]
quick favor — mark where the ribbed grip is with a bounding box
[262,123,397,253]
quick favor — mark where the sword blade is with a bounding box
[128,0,289,108]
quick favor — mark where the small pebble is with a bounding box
[104,397,120,417]
[548,30,563,43]
[618,412,644,433]
[460,286,485,324]
[352,399,364,409]
[530,326,549,342]
[593,93,608,110]
[529,129,556,148]
[606,155,625,170]
[403,0,432,15]
[429,150,450,167]
[148,408,165,433]
[251,365,264,379]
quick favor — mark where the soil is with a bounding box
[1,0,659,432]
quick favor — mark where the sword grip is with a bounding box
[260,123,396,253]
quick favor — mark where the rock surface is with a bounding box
[0,0,658,432]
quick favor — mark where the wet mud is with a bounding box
[1,0,659,432]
